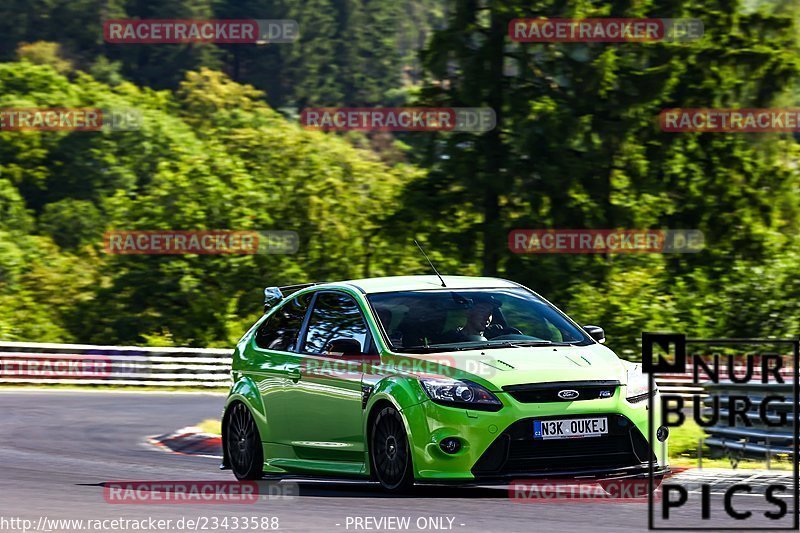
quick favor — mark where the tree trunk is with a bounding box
[482,1,505,276]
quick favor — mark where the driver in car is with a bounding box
[440,294,503,343]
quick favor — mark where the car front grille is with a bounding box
[502,380,620,403]
[471,414,653,477]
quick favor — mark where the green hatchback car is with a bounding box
[221,276,669,491]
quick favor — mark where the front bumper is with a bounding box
[402,388,668,481]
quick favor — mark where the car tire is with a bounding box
[226,402,264,480]
[370,406,414,492]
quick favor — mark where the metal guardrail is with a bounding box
[0,341,717,394]
[657,361,795,400]
[0,341,233,388]
[701,381,797,457]
[655,373,706,398]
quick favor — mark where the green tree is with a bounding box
[402,0,800,353]
[0,61,425,346]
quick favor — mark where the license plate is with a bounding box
[533,417,608,440]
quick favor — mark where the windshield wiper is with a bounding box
[513,340,576,347]
[479,340,537,349]
[481,340,582,348]
[397,341,521,353]
[396,339,575,353]
[395,343,474,353]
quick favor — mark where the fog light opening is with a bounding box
[657,426,669,442]
[439,437,462,454]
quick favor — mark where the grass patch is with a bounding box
[197,418,222,435]
[668,418,793,470]
[668,418,707,458]
[670,456,793,470]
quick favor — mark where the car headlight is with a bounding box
[626,363,656,403]
[420,378,503,411]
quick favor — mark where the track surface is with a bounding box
[0,391,795,532]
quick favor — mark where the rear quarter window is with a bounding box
[254,293,311,351]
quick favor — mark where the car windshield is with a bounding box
[367,288,592,352]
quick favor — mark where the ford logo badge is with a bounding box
[557,389,579,400]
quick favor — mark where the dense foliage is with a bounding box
[0,63,423,346]
[0,0,798,356]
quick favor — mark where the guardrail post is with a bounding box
[698,438,702,469]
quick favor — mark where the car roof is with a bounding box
[312,275,520,295]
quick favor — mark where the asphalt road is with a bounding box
[0,390,795,532]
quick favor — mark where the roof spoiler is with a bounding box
[263,282,324,311]
[263,287,283,311]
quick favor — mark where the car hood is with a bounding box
[401,343,627,390]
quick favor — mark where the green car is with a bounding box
[221,276,669,491]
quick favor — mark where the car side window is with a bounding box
[302,292,375,356]
[255,293,311,351]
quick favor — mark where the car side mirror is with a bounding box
[583,325,606,344]
[326,338,362,356]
